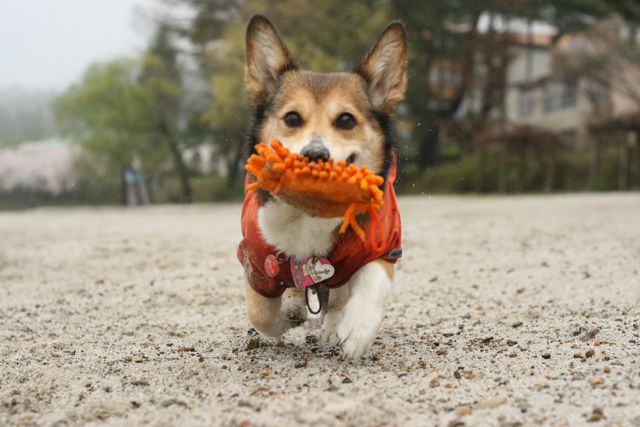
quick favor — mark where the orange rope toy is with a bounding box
[245,139,386,252]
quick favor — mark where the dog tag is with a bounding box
[290,256,335,289]
[264,254,279,278]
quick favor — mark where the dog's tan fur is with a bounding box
[258,71,388,172]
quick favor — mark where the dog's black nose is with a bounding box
[301,138,330,162]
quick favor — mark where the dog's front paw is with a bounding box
[321,309,343,345]
[336,300,383,359]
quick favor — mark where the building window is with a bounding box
[518,87,534,118]
[543,79,577,112]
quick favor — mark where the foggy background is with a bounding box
[1,0,639,208]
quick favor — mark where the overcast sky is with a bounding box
[0,0,157,91]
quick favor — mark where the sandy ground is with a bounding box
[1,194,639,426]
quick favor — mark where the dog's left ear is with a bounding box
[356,22,408,114]
[245,15,297,106]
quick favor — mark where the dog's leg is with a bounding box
[321,285,350,344]
[336,260,394,359]
[244,280,295,337]
[281,287,307,326]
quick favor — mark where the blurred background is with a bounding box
[1,0,639,209]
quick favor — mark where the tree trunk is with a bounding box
[226,141,244,189]
[498,143,508,193]
[619,132,631,190]
[169,139,193,203]
[418,127,439,168]
[589,137,600,191]
[159,119,192,203]
[518,144,526,191]
[476,146,485,192]
[121,165,127,205]
[544,158,556,193]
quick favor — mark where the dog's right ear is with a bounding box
[245,15,296,106]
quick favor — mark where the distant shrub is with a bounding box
[398,146,637,195]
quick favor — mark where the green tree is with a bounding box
[141,24,193,203]
[54,58,164,203]
[54,27,193,203]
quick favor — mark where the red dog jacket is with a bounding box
[238,154,402,298]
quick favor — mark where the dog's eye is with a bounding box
[335,113,356,130]
[283,111,303,128]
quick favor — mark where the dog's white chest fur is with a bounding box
[257,200,342,260]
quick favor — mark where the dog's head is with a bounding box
[245,15,407,176]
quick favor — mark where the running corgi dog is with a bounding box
[238,15,406,359]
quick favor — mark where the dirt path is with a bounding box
[1,194,639,426]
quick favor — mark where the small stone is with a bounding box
[580,328,600,342]
[516,399,531,411]
[506,339,517,346]
[305,335,318,344]
[542,353,551,359]
[429,378,440,388]
[456,406,472,416]
[585,349,595,358]
[475,396,507,409]
[587,407,605,422]
[481,337,494,345]
[260,368,270,378]
[603,366,611,374]
[512,321,523,328]
[436,348,448,356]
[342,377,352,384]
[536,378,549,389]
[245,337,264,351]
[589,377,603,386]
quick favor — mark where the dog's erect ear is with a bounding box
[245,15,296,106]
[356,22,407,114]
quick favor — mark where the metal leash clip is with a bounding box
[305,283,329,316]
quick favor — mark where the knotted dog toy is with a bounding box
[245,139,386,252]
